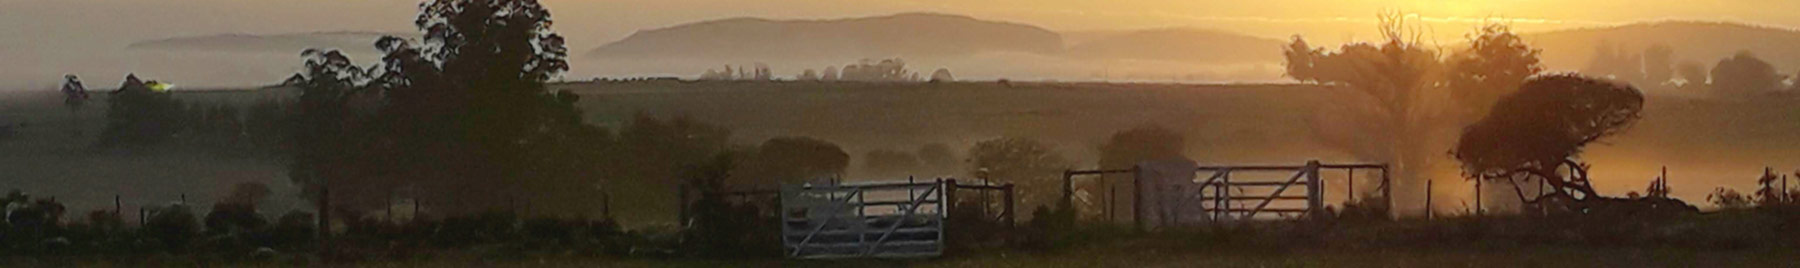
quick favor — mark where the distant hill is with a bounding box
[1064,28,1285,64]
[586,12,1064,60]
[1521,21,1800,72]
[127,31,409,55]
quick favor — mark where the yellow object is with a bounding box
[147,81,174,92]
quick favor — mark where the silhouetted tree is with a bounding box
[797,69,819,81]
[1282,36,1320,82]
[1642,44,1675,86]
[145,203,201,249]
[821,66,839,81]
[318,0,593,215]
[609,113,730,222]
[206,182,272,237]
[243,99,288,154]
[98,74,187,148]
[840,58,913,82]
[285,48,380,221]
[1088,124,1186,215]
[1708,187,1752,210]
[678,151,779,257]
[967,137,1068,215]
[61,75,89,113]
[6,196,65,232]
[1710,51,1783,98]
[735,136,849,187]
[752,63,772,81]
[1289,14,1453,209]
[1446,23,1543,122]
[1455,74,1644,208]
[1750,169,1799,207]
[929,68,955,83]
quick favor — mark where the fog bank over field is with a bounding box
[2,80,1799,222]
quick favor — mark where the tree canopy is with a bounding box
[967,137,1068,213]
[1710,51,1783,98]
[286,0,602,215]
[1446,24,1543,122]
[1454,74,1644,202]
[735,136,849,186]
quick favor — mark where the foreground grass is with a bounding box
[923,244,1797,267]
[28,242,1787,267]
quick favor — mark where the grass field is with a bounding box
[3,81,1800,225]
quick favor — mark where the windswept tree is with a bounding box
[1454,74,1644,208]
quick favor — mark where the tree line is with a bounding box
[700,58,956,83]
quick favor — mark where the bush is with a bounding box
[144,204,201,251]
[681,196,778,258]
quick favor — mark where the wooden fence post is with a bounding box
[1475,177,1483,217]
[1132,168,1145,232]
[601,191,611,220]
[1306,161,1323,220]
[676,184,689,226]
[945,179,958,220]
[1425,179,1433,220]
[1348,168,1356,204]
[1381,165,1393,218]
[1003,184,1016,229]
[1107,183,1117,223]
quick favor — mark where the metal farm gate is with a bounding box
[780,180,947,259]
[1063,160,1391,229]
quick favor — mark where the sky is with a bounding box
[4,0,1800,88]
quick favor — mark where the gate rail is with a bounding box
[780,180,947,259]
[1061,160,1390,230]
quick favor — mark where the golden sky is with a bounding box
[4,0,1800,86]
[6,0,1800,50]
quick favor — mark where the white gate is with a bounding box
[780,179,945,259]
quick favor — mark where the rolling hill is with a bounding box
[586,12,1064,60]
[127,31,409,55]
[1064,28,1285,64]
[1521,21,1800,72]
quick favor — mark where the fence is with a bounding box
[1062,160,1390,230]
[779,179,945,258]
[766,178,1015,259]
